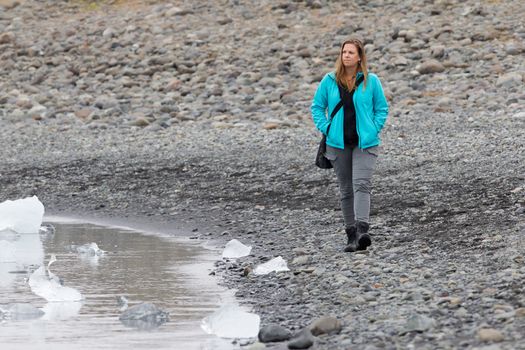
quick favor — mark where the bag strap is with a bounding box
[326,75,365,135]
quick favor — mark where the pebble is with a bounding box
[477,328,504,342]
[309,316,342,336]
[287,328,314,349]
[258,324,292,343]
[400,314,436,334]
[0,31,15,44]
[496,73,523,88]
[417,60,446,74]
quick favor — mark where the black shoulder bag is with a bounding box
[315,75,364,169]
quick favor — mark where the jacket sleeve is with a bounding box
[372,76,389,133]
[311,75,330,135]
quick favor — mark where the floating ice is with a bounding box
[28,255,83,302]
[117,296,129,311]
[39,223,56,235]
[0,303,45,321]
[253,256,290,275]
[0,231,44,289]
[0,232,44,265]
[75,242,105,256]
[41,301,82,321]
[0,228,19,241]
[119,302,169,330]
[222,239,252,259]
[0,196,45,233]
[201,304,260,339]
[0,240,16,262]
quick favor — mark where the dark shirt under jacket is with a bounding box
[337,84,358,147]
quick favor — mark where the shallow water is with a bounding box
[0,219,239,350]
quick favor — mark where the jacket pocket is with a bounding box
[364,146,380,157]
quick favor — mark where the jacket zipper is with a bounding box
[353,88,362,149]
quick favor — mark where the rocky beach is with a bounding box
[1,0,524,349]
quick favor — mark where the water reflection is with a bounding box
[0,220,238,350]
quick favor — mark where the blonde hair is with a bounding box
[335,38,368,91]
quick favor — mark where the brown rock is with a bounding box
[263,122,280,130]
[166,79,181,91]
[309,316,342,336]
[0,0,21,10]
[15,97,33,109]
[478,328,504,342]
[417,60,445,74]
[0,32,15,44]
[133,117,150,127]
[75,108,93,120]
[212,121,233,129]
[515,308,525,317]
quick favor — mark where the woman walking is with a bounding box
[311,38,389,252]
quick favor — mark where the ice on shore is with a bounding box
[201,305,260,339]
[253,256,290,275]
[222,239,252,259]
[28,255,83,302]
[0,196,45,233]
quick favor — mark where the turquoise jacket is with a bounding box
[311,71,389,149]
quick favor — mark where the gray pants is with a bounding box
[326,145,379,229]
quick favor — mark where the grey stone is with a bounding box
[292,255,309,265]
[259,324,292,343]
[400,314,437,334]
[287,328,314,349]
[496,73,523,88]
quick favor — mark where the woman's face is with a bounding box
[341,43,360,69]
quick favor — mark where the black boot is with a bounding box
[356,221,371,250]
[344,226,358,252]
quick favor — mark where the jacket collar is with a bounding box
[328,71,364,80]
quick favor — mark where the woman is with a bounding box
[311,38,388,252]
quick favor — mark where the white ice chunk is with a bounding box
[0,240,16,262]
[0,233,44,265]
[76,242,105,256]
[0,196,45,233]
[41,301,82,320]
[0,232,44,289]
[28,256,83,302]
[201,305,260,339]
[222,239,252,259]
[253,256,290,275]
[39,223,56,235]
[0,263,16,287]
